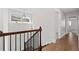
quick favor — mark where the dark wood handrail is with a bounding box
[0,27,42,37]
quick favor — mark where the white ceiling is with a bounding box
[9,8,79,14]
[9,8,31,13]
[60,8,79,14]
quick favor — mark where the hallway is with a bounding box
[42,32,78,51]
[0,8,79,51]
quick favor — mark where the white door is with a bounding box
[67,17,78,34]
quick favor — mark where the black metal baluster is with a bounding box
[31,32,33,51]
[3,36,5,51]
[26,42,29,51]
[27,33,29,51]
[15,34,17,51]
[29,40,31,51]
[24,33,25,43]
[10,35,11,51]
[33,32,34,51]
[24,33,26,51]
[20,33,21,51]
[26,41,28,51]
[27,33,29,41]
[28,33,30,51]
[27,40,29,51]
[29,32,31,51]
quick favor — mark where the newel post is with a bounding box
[39,26,42,51]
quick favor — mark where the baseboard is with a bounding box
[42,39,56,47]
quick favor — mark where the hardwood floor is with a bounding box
[42,32,78,51]
[42,43,57,51]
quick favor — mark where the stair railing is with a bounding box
[0,27,42,51]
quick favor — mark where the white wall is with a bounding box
[55,9,66,38]
[0,8,65,50]
[8,9,32,32]
[0,9,3,31]
[0,9,9,51]
[8,8,65,47]
[31,8,61,45]
[8,9,32,50]
[0,9,3,51]
[59,10,66,37]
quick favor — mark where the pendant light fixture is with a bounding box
[21,9,30,22]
